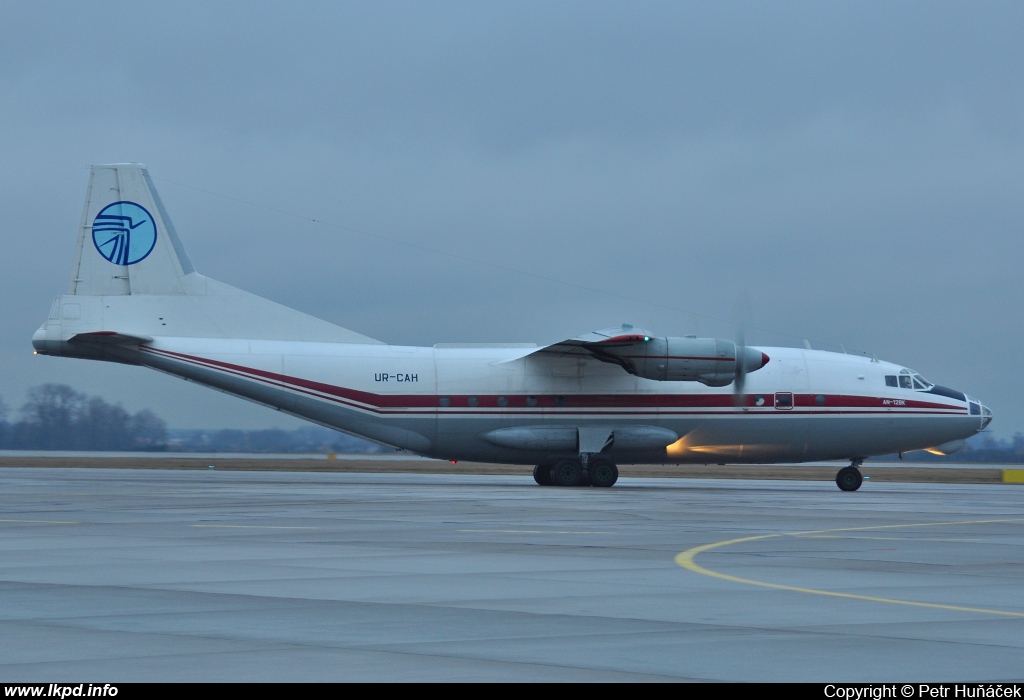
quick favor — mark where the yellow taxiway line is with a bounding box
[675,517,1024,618]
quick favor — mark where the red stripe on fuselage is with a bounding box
[617,355,735,362]
[141,347,966,415]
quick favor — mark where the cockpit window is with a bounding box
[886,371,933,390]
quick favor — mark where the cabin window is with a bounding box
[526,396,538,407]
[555,396,567,406]
[438,397,450,407]
[496,396,508,407]
[467,396,479,407]
[774,392,793,409]
[815,395,826,406]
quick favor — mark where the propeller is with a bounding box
[733,293,752,408]
[731,293,771,407]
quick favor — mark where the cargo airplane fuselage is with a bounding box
[32,164,991,490]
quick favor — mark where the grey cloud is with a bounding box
[0,1,1021,432]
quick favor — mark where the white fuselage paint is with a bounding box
[38,164,988,470]
[125,337,983,465]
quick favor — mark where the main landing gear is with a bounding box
[836,459,864,492]
[533,456,619,488]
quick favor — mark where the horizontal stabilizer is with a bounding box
[69,331,153,346]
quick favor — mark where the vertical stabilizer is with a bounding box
[40,163,382,346]
[69,163,195,296]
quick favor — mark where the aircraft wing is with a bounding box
[520,327,652,360]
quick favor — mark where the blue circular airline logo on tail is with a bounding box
[92,201,157,265]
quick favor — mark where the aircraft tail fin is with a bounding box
[70,163,195,296]
[36,164,381,349]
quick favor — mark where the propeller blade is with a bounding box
[733,293,751,407]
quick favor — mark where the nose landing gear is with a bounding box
[836,459,864,492]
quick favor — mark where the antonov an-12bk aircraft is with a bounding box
[33,164,992,490]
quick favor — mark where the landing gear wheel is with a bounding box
[533,464,553,486]
[588,458,619,488]
[836,466,863,492]
[552,458,584,487]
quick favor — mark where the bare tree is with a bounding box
[5,385,170,451]
[129,409,167,450]
[0,395,8,449]
[18,384,86,450]
[78,396,132,450]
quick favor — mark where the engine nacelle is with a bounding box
[600,336,769,386]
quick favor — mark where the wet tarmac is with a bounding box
[0,467,1021,681]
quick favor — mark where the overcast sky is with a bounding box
[1,1,1021,435]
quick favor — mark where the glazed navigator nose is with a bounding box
[968,396,993,431]
[979,403,993,431]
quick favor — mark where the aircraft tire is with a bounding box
[836,466,863,492]
[589,458,618,487]
[552,458,584,487]
[533,464,554,486]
